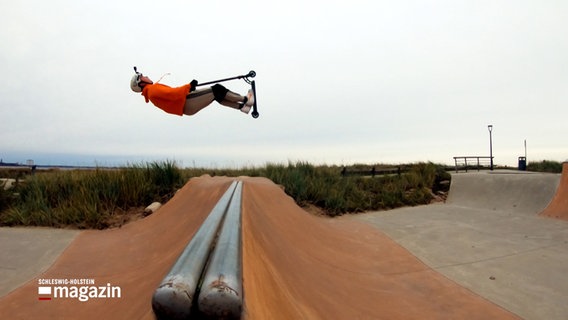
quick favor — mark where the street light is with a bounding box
[488,125,493,171]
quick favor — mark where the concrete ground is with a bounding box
[0,227,79,296]
[350,170,568,320]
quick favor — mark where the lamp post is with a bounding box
[488,125,493,171]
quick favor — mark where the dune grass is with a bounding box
[0,160,450,229]
[526,160,564,173]
[256,161,449,215]
[0,161,182,229]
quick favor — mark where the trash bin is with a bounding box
[518,156,527,171]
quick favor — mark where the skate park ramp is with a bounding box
[445,170,560,215]
[540,162,568,220]
[352,169,568,320]
[0,175,520,319]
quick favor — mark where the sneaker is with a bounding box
[240,105,251,114]
[245,89,255,107]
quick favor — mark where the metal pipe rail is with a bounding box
[453,156,494,173]
[152,180,243,319]
[198,181,243,318]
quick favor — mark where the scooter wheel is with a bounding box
[252,111,259,118]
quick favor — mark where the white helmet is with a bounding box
[130,66,143,92]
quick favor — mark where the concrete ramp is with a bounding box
[540,162,568,220]
[447,170,560,215]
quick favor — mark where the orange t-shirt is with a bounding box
[141,83,192,116]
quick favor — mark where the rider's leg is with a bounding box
[212,84,248,109]
[184,88,215,115]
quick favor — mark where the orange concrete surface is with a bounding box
[0,176,519,319]
[540,162,568,220]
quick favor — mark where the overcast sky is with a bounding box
[1,0,566,168]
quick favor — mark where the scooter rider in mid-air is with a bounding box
[130,67,254,116]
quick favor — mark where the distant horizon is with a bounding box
[2,151,565,169]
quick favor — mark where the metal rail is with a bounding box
[198,181,243,318]
[453,156,494,172]
[152,181,242,319]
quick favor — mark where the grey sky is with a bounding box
[1,0,566,167]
